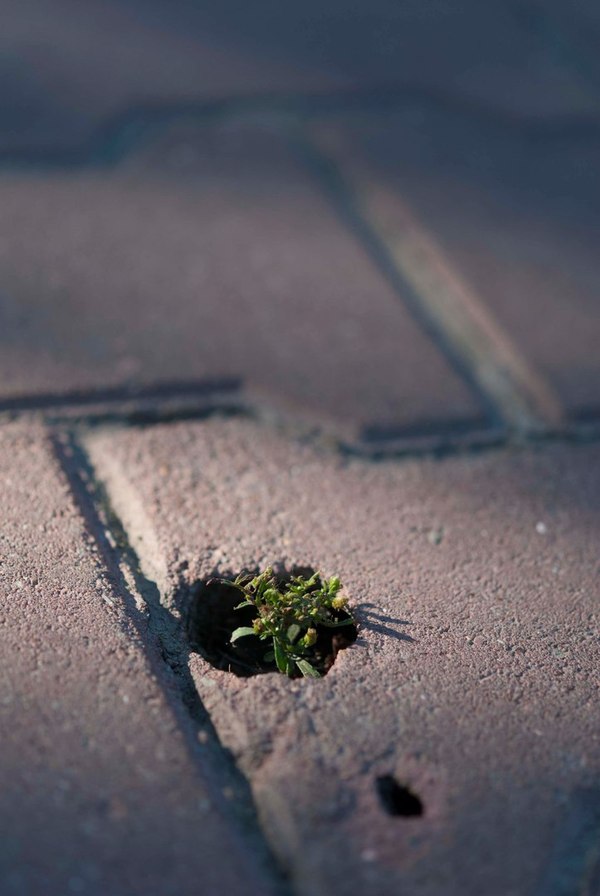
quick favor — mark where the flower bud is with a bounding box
[331,595,348,610]
[304,628,317,647]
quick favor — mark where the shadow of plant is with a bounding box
[355,602,415,643]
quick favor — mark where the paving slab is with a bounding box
[0,422,277,896]
[311,109,600,423]
[86,416,600,896]
[0,0,344,156]
[0,120,485,441]
[533,0,600,92]
[126,0,597,118]
[0,0,596,156]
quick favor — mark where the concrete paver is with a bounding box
[87,417,600,896]
[2,6,600,895]
[312,109,600,422]
[0,422,277,896]
[128,0,596,117]
[1,1,596,155]
[537,0,600,92]
[0,0,343,156]
[0,121,485,440]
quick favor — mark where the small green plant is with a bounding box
[221,568,355,678]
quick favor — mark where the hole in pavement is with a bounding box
[376,776,424,817]
[186,567,358,678]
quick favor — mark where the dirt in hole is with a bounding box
[376,775,424,817]
[186,568,358,678]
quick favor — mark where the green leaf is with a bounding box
[230,627,257,643]
[263,650,275,662]
[234,600,253,610]
[296,659,320,678]
[286,623,301,643]
[274,640,290,675]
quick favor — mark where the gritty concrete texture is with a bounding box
[0,0,595,156]
[0,121,484,439]
[311,109,600,422]
[2,5,600,895]
[86,416,600,896]
[0,422,277,896]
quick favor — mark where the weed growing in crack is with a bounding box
[216,567,356,678]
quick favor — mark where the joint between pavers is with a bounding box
[3,385,600,468]
[298,125,568,437]
[50,427,292,896]
[1,84,600,172]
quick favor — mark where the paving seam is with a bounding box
[0,89,593,438]
[2,391,600,464]
[1,84,599,170]
[50,426,291,896]
[0,378,242,414]
[295,126,566,435]
[2,396,504,455]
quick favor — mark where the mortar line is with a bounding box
[1,392,499,446]
[3,391,600,465]
[0,378,241,414]
[294,127,566,434]
[1,82,599,171]
[50,427,291,896]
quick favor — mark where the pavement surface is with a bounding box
[1,3,599,896]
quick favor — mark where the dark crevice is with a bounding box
[1,382,598,471]
[360,415,493,443]
[7,392,600,469]
[0,377,241,413]
[376,775,424,818]
[185,570,357,678]
[345,419,600,462]
[51,429,291,895]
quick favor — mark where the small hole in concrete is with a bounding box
[376,776,424,817]
[186,568,357,678]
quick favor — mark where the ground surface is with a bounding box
[1,3,599,895]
